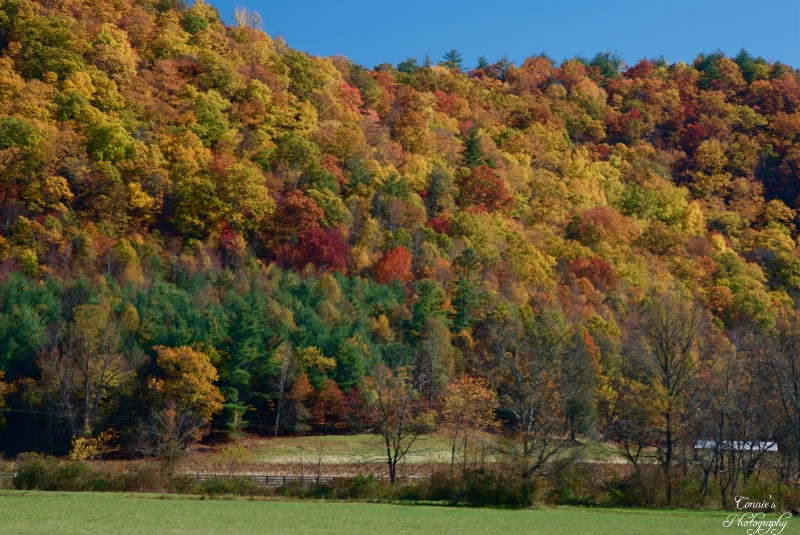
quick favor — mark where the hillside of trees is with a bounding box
[1,0,800,505]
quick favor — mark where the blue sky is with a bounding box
[208,0,800,69]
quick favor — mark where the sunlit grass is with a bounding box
[210,433,457,464]
[206,433,629,467]
[0,491,752,535]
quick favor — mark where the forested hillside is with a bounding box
[1,0,800,500]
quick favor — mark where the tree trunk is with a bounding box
[274,392,283,437]
[82,358,91,437]
[665,415,673,506]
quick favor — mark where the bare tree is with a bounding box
[759,308,800,482]
[625,286,721,505]
[361,364,433,484]
[481,303,573,484]
[685,325,779,507]
[137,400,208,488]
[233,7,263,32]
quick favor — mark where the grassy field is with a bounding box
[0,491,765,535]
[199,433,625,466]
[166,432,632,480]
[212,433,459,464]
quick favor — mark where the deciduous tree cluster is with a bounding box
[0,0,799,501]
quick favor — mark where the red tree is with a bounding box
[374,246,413,285]
[567,255,620,291]
[457,165,514,212]
[278,190,325,236]
[276,227,350,272]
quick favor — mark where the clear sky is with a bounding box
[207,0,800,69]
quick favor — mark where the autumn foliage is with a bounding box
[276,227,351,272]
[374,246,413,285]
[150,346,224,421]
[457,166,514,213]
[2,0,800,505]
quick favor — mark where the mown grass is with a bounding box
[0,490,759,535]
[220,433,456,464]
[205,433,626,466]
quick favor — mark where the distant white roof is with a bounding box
[695,440,778,452]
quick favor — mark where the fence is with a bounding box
[189,473,428,487]
[0,471,429,487]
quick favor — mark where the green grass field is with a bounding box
[0,491,769,535]
[215,433,457,464]
[204,433,625,466]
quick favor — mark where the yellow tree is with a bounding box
[142,346,223,485]
[440,375,498,474]
[37,298,134,438]
[149,345,224,423]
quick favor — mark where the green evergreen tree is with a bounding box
[462,128,484,168]
[441,49,463,71]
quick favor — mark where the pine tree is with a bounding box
[475,57,490,72]
[462,128,484,168]
[441,49,463,72]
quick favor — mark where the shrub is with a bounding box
[461,469,527,507]
[606,466,665,507]
[200,476,264,496]
[335,474,383,500]
[13,453,163,493]
[14,454,104,491]
[13,453,57,490]
[411,469,527,508]
[275,482,334,499]
[547,458,604,506]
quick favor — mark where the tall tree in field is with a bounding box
[624,286,720,505]
[758,308,800,481]
[599,369,662,467]
[141,345,224,485]
[361,364,434,484]
[481,303,573,485]
[149,345,224,428]
[440,375,498,473]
